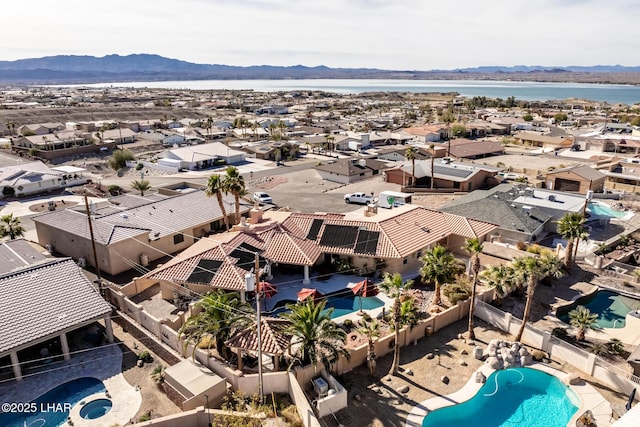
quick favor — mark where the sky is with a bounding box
[2,0,639,70]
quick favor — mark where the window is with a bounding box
[173,234,184,245]
[416,250,422,258]
[403,257,408,265]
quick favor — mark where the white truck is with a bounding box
[344,192,374,205]
[377,190,412,209]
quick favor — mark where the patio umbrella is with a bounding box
[258,281,278,299]
[349,279,378,313]
[297,288,322,302]
[349,279,378,298]
[626,387,636,411]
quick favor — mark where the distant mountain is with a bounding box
[0,54,639,84]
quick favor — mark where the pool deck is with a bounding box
[0,344,141,427]
[405,363,612,427]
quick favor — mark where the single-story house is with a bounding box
[32,187,250,276]
[545,164,605,193]
[384,158,502,191]
[158,142,246,170]
[513,131,573,150]
[0,161,88,197]
[314,158,387,184]
[401,125,449,143]
[448,139,505,160]
[440,183,588,244]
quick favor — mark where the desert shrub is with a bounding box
[590,342,608,356]
[526,244,542,254]
[443,280,471,305]
[198,335,216,349]
[607,338,625,356]
[108,149,135,171]
[342,318,354,330]
[516,241,527,251]
[360,312,372,322]
[138,411,152,422]
[108,185,122,196]
[135,162,144,170]
[137,350,153,363]
[151,365,165,384]
[281,405,303,427]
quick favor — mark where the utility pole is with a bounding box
[84,194,102,290]
[255,252,264,404]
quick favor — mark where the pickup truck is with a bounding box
[344,192,374,205]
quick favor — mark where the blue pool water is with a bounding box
[324,295,385,318]
[0,377,106,427]
[558,290,640,328]
[422,368,579,427]
[588,202,628,219]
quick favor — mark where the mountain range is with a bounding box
[0,54,639,84]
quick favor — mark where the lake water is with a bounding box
[74,79,640,104]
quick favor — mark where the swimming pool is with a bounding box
[588,202,628,219]
[0,377,106,427]
[422,368,579,427]
[324,295,385,318]
[557,289,640,328]
[267,294,386,318]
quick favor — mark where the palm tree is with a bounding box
[281,298,349,372]
[0,213,25,240]
[379,272,413,375]
[420,245,459,307]
[463,237,483,340]
[131,179,151,196]
[568,305,598,341]
[223,166,245,225]
[556,212,588,266]
[358,318,380,377]
[205,174,230,231]
[179,290,253,360]
[513,254,564,342]
[480,264,516,305]
[405,146,417,186]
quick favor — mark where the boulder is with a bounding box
[562,372,582,386]
[425,353,434,360]
[460,349,469,356]
[475,371,486,384]
[405,369,413,376]
[459,359,468,366]
[396,385,410,394]
[487,356,501,370]
[441,376,450,385]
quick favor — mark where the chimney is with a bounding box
[234,217,250,232]
[249,206,264,224]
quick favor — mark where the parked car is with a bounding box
[253,192,273,204]
[344,192,374,205]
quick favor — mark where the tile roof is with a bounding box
[0,258,111,354]
[0,239,49,275]
[225,317,292,355]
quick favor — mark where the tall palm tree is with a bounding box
[513,254,564,342]
[463,237,483,340]
[179,290,253,360]
[379,272,413,376]
[130,179,151,196]
[420,245,459,307]
[358,318,380,377]
[0,213,25,240]
[556,212,588,266]
[405,146,417,186]
[223,166,245,225]
[568,305,598,341]
[480,264,516,305]
[281,298,349,372]
[205,174,230,231]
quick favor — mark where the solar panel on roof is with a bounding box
[307,219,324,240]
[187,259,223,284]
[354,230,380,254]
[319,224,359,248]
[229,242,266,270]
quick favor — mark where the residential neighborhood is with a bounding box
[2,85,640,427]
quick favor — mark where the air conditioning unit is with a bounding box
[45,244,54,254]
[77,258,87,267]
[313,377,328,398]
